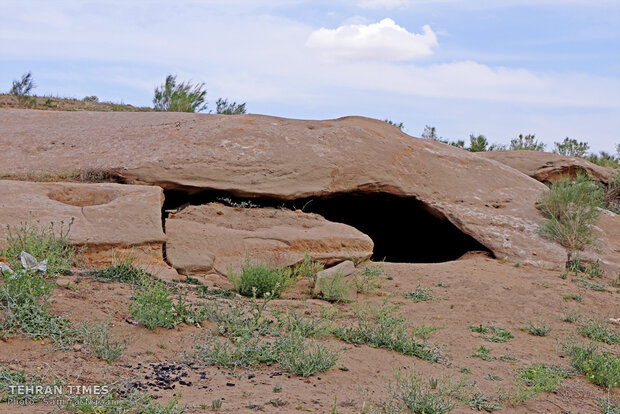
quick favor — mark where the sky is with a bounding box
[1,0,619,152]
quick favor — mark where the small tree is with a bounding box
[383,119,404,130]
[153,74,207,113]
[216,98,247,115]
[553,137,589,158]
[468,134,488,152]
[10,71,36,97]
[509,134,545,151]
[421,125,437,140]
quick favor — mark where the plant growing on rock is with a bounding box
[153,74,207,112]
[215,98,246,114]
[536,173,604,252]
[228,259,295,298]
[10,71,36,97]
[509,134,545,151]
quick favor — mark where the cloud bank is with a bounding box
[306,19,438,62]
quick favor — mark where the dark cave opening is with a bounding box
[162,189,492,263]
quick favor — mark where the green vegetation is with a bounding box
[537,173,604,251]
[228,259,295,298]
[354,262,384,293]
[403,283,434,302]
[10,71,36,100]
[515,363,572,402]
[565,342,620,389]
[584,151,620,169]
[468,134,489,152]
[385,371,462,414]
[130,277,205,329]
[561,292,582,302]
[579,319,620,345]
[333,301,443,363]
[293,252,324,285]
[316,271,353,303]
[561,310,581,323]
[471,346,495,361]
[2,219,79,277]
[521,321,552,337]
[88,256,148,284]
[553,137,590,157]
[467,324,514,342]
[79,322,126,363]
[411,321,443,340]
[153,74,207,112]
[215,97,247,114]
[384,119,404,130]
[274,333,340,377]
[509,133,545,151]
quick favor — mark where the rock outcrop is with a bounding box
[479,150,615,184]
[165,203,373,275]
[2,109,617,268]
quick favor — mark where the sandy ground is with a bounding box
[1,254,618,413]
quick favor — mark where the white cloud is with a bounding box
[358,0,410,9]
[306,19,438,62]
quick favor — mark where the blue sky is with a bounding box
[1,0,618,152]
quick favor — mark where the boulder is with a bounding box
[0,180,166,257]
[165,203,373,275]
[313,260,357,302]
[479,150,615,184]
[1,109,617,268]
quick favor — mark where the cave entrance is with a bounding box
[162,189,492,263]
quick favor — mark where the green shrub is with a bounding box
[404,283,434,302]
[82,95,98,102]
[80,322,126,363]
[10,71,35,97]
[130,277,205,329]
[515,363,571,402]
[355,263,383,293]
[467,324,513,342]
[153,74,207,112]
[509,134,545,151]
[386,371,463,414]
[565,342,620,389]
[89,256,147,284]
[1,219,78,277]
[521,321,552,337]
[579,319,620,345]
[584,151,620,169]
[471,346,495,361]
[228,260,294,298]
[468,134,488,152]
[537,173,605,251]
[215,98,246,115]
[293,253,324,285]
[333,302,442,363]
[274,334,340,377]
[384,119,405,130]
[315,271,352,303]
[553,137,589,157]
[606,171,620,213]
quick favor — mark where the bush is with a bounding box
[80,322,126,363]
[10,71,35,97]
[153,74,207,112]
[515,363,571,402]
[1,219,79,277]
[509,134,545,151]
[553,137,589,157]
[468,134,488,152]
[274,333,340,377]
[228,260,294,298]
[565,342,620,389]
[579,319,620,345]
[215,98,246,115]
[537,173,605,251]
[89,256,147,284]
[584,151,620,169]
[315,271,353,303]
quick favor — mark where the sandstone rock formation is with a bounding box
[479,150,615,184]
[165,203,373,275]
[2,109,617,269]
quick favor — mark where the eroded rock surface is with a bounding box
[0,180,165,250]
[165,203,373,275]
[2,109,616,268]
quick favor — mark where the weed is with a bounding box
[228,259,294,298]
[386,370,461,414]
[274,333,340,377]
[333,301,443,363]
[466,392,502,412]
[468,324,513,342]
[579,319,620,345]
[403,283,434,302]
[598,397,620,414]
[412,322,443,340]
[485,374,503,381]
[80,322,126,363]
[561,311,581,323]
[274,307,331,338]
[130,277,205,329]
[315,271,353,303]
[215,97,247,115]
[89,256,147,284]
[460,368,472,375]
[537,173,604,251]
[521,321,552,336]
[0,366,57,403]
[561,293,582,302]
[273,384,282,393]
[293,252,324,285]
[515,363,572,402]
[355,263,384,293]
[577,279,609,292]
[153,74,207,112]
[564,342,620,389]
[499,354,518,362]
[1,219,78,277]
[10,71,35,97]
[471,346,495,361]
